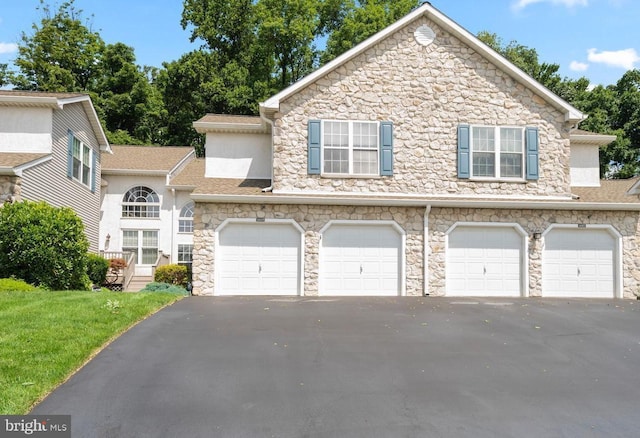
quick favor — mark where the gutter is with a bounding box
[190,193,640,211]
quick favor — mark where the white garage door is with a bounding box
[542,228,615,298]
[320,224,402,296]
[217,222,301,295]
[447,226,523,297]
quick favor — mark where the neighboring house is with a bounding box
[99,146,196,281]
[187,3,640,298]
[0,90,110,252]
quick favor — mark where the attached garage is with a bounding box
[542,226,619,298]
[319,221,404,296]
[216,220,302,295]
[446,224,526,297]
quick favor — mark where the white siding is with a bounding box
[0,107,52,153]
[205,132,271,179]
[20,103,102,252]
[570,144,600,187]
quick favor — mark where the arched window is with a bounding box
[122,186,160,218]
[179,202,194,233]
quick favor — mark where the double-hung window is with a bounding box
[123,230,158,265]
[458,124,538,181]
[308,119,394,176]
[67,131,94,190]
[178,202,194,233]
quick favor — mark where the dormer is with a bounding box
[569,130,616,187]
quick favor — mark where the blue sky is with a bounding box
[0,0,638,87]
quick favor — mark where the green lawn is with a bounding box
[0,290,184,414]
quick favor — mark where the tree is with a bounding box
[322,0,420,64]
[0,201,90,290]
[12,0,104,91]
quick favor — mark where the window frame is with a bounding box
[122,229,159,266]
[469,125,525,181]
[121,186,160,219]
[178,202,194,233]
[321,120,380,177]
[71,135,93,188]
[177,244,193,266]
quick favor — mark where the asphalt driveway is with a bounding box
[33,296,640,437]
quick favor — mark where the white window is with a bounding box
[122,230,158,265]
[471,127,524,179]
[323,121,379,175]
[178,202,194,233]
[122,186,160,218]
[71,135,92,187]
[177,244,193,266]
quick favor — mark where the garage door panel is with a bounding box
[542,228,615,298]
[447,226,523,297]
[217,223,301,295]
[320,224,401,296]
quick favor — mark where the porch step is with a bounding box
[125,276,154,292]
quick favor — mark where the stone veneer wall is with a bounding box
[193,203,425,296]
[0,175,21,203]
[271,16,572,198]
[193,203,640,298]
[429,208,640,298]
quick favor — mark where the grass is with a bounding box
[0,290,184,414]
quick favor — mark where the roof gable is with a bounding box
[261,3,585,123]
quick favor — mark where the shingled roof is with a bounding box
[102,145,194,174]
[572,178,640,204]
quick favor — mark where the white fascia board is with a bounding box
[0,95,60,108]
[193,121,268,134]
[0,167,16,176]
[190,193,640,211]
[261,3,585,123]
[13,154,52,176]
[570,133,617,146]
[168,149,196,177]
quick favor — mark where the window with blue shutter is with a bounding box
[525,127,539,180]
[308,120,321,175]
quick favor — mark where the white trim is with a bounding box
[320,119,380,177]
[214,218,305,296]
[318,220,406,296]
[193,121,269,134]
[4,155,53,176]
[191,193,640,211]
[445,222,529,297]
[260,3,585,122]
[424,206,431,296]
[541,223,622,299]
[570,133,617,146]
[469,125,525,180]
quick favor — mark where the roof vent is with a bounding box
[414,25,436,47]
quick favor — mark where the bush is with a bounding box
[0,201,90,290]
[87,254,109,286]
[0,278,38,292]
[154,264,188,287]
[139,282,187,295]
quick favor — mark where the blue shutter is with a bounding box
[379,121,393,176]
[308,120,321,175]
[525,127,539,180]
[457,124,470,179]
[67,130,74,178]
[91,150,97,193]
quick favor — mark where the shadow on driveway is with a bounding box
[33,296,640,437]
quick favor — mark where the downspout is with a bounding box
[424,205,431,296]
[171,188,176,264]
[260,111,275,192]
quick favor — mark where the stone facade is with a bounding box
[193,203,425,296]
[271,16,572,198]
[192,203,640,299]
[0,175,21,203]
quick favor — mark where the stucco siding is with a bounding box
[20,103,102,252]
[272,16,571,198]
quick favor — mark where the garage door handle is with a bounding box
[483,266,486,275]
[577,267,580,276]
[360,265,363,274]
[259,264,262,274]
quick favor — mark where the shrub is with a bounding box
[154,264,188,287]
[109,258,127,270]
[0,278,37,292]
[139,282,187,295]
[0,201,90,290]
[87,254,109,286]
